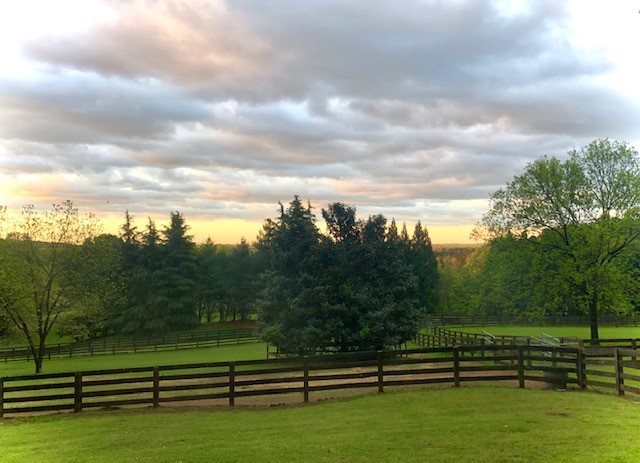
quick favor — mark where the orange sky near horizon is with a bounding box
[97,215,477,245]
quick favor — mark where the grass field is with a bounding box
[0,342,268,377]
[1,386,639,463]
[0,320,256,347]
[449,325,640,339]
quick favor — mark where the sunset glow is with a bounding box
[1,1,639,244]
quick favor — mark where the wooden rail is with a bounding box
[419,318,640,353]
[0,345,589,418]
[0,328,258,363]
[428,314,640,327]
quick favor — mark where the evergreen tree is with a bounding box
[410,221,440,312]
[259,198,427,352]
[159,212,198,330]
[257,197,323,351]
[194,238,219,323]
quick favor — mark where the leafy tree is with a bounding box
[57,234,126,341]
[479,139,640,340]
[0,201,99,373]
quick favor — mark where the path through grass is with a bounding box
[1,386,640,463]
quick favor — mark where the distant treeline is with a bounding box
[0,198,440,357]
[438,232,640,319]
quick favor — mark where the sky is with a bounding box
[1,0,639,244]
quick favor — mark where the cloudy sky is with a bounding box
[1,0,639,243]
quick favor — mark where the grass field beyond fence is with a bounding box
[449,325,640,339]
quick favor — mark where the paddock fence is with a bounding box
[1,344,586,418]
[0,328,259,363]
[4,342,640,419]
[430,314,640,327]
[418,317,640,351]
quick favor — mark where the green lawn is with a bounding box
[1,386,640,463]
[0,320,257,347]
[449,325,640,339]
[0,342,268,377]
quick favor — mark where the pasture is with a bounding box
[0,342,267,377]
[1,387,639,463]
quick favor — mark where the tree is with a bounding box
[257,197,323,351]
[115,212,198,334]
[0,201,99,373]
[194,238,220,323]
[410,221,439,311]
[158,211,198,330]
[479,139,640,340]
[258,198,428,352]
[57,234,126,341]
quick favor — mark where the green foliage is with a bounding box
[57,234,126,341]
[0,201,99,372]
[475,139,640,338]
[257,197,438,352]
[114,212,199,334]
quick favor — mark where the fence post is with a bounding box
[303,358,310,403]
[0,378,4,419]
[510,340,515,366]
[377,351,384,393]
[153,367,160,407]
[615,349,624,396]
[74,372,82,413]
[577,348,586,390]
[229,363,235,406]
[517,345,525,388]
[453,347,460,387]
[632,339,637,362]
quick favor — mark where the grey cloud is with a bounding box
[1,0,640,236]
[0,75,211,144]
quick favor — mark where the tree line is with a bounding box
[4,138,638,372]
[0,199,439,372]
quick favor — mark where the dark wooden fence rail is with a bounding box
[7,343,636,419]
[0,328,258,363]
[429,314,640,327]
[419,318,640,351]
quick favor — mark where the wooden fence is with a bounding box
[418,320,640,351]
[0,328,258,363]
[430,314,640,327]
[3,343,626,419]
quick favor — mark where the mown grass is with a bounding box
[2,386,640,463]
[0,319,257,347]
[449,325,640,339]
[0,342,268,377]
